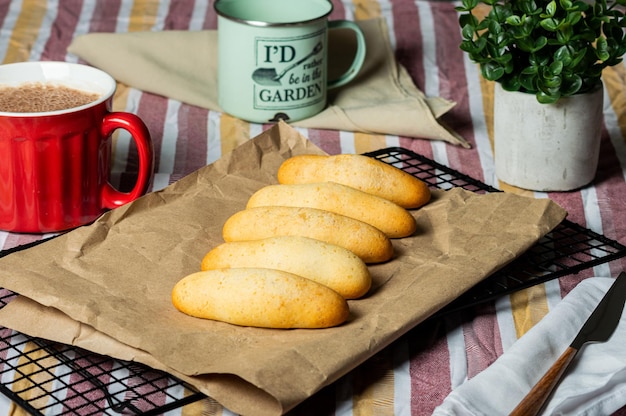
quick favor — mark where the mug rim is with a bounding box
[0,61,116,118]
[214,0,333,27]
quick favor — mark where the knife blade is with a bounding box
[510,272,626,416]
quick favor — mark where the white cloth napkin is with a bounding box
[433,277,626,416]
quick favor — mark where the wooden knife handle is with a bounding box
[509,346,578,416]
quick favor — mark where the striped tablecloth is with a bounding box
[1,1,626,415]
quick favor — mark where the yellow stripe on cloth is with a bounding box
[353,132,388,154]
[479,78,494,154]
[9,341,58,414]
[128,0,161,32]
[352,351,396,416]
[112,83,132,112]
[603,64,626,145]
[510,284,550,338]
[182,397,226,416]
[351,0,382,20]
[2,0,46,64]
[219,114,252,156]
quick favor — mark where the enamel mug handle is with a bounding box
[100,112,155,208]
[327,20,366,90]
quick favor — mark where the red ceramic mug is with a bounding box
[0,61,154,233]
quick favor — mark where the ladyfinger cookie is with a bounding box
[201,236,371,298]
[222,206,394,263]
[247,182,417,238]
[277,154,431,209]
[172,268,349,329]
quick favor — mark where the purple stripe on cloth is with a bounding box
[408,320,452,415]
[40,0,83,61]
[62,356,114,414]
[126,368,170,411]
[203,0,217,30]
[306,128,342,155]
[329,0,347,20]
[1,234,45,252]
[390,0,425,89]
[163,0,195,30]
[429,3,485,181]
[595,127,626,257]
[462,303,503,379]
[134,94,169,174]
[172,104,210,178]
[0,2,11,29]
[88,0,122,33]
[0,327,17,363]
[400,136,435,160]
[546,186,595,297]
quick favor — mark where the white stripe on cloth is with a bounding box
[207,111,222,165]
[461,45,496,188]
[392,339,412,415]
[28,0,58,61]
[161,99,182,175]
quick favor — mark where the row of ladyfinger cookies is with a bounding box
[171,154,431,329]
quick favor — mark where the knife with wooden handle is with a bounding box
[510,272,626,416]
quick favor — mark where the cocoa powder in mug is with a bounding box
[0,82,100,113]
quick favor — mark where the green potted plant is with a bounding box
[455,0,626,191]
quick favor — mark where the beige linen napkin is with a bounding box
[67,17,470,147]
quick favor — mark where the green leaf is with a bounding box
[541,1,557,17]
[561,74,583,95]
[536,91,561,104]
[571,0,589,12]
[520,0,539,15]
[481,62,506,80]
[487,18,501,32]
[569,47,590,67]
[596,36,610,60]
[548,60,564,75]
[554,45,573,64]
[532,36,548,51]
[459,14,478,30]
[565,12,582,25]
[529,52,551,67]
[540,17,560,31]
[461,23,476,40]
[556,24,573,44]
[521,65,539,75]
[505,15,523,25]
[501,76,522,91]
[457,0,479,12]
[519,72,538,91]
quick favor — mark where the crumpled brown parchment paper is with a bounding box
[0,122,566,415]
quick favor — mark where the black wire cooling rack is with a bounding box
[0,288,205,415]
[0,146,625,415]
[364,147,626,316]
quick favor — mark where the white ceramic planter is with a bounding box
[493,83,603,191]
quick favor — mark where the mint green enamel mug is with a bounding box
[214,0,366,123]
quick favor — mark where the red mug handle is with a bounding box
[100,112,154,209]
